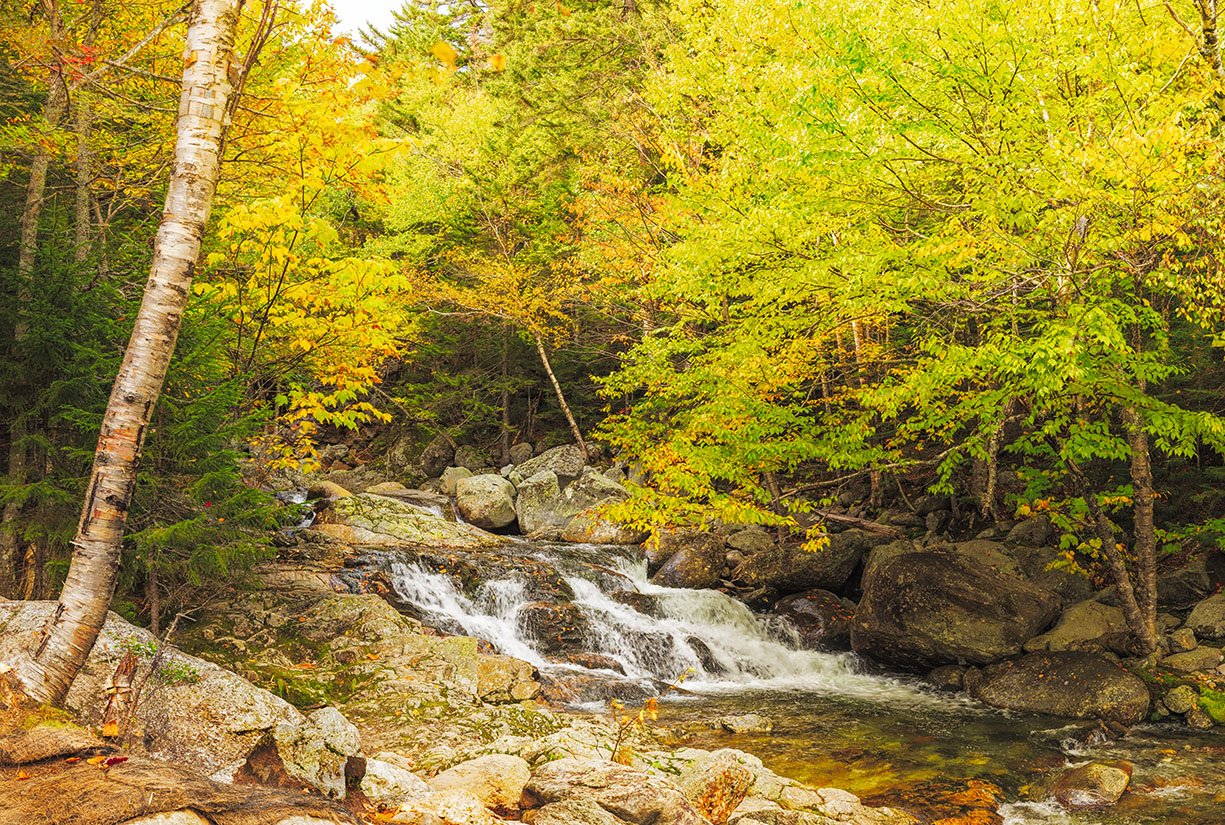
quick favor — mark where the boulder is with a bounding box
[852,552,1060,669]
[455,474,518,530]
[420,434,456,478]
[1164,685,1199,714]
[726,530,773,554]
[677,750,754,824]
[516,471,561,535]
[306,480,351,500]
[1168,627,1198,653]
[711,713,773,733]
[735,530,882,594]
[1006,515,1054,546]
[1186,592,1225,640]
[1023,600,1130,654]
[645,529,712,574]
[509,444,586,487]
[362,758,433,811]
[509,442,534,466]
[1160,647,1222,673]
[440,466,473,496]
[0,602,303,780]
[913,494,951,516]
[524,758,709,825]
[392,788,501,824]
[772,590,854,651]
[475,654,542,703]
[429,754,530,813]
[366,481,409,495]
[1051,761,1132,809]
[516,602,589,654]
[319,493,501,548]
[272,706,362,799]
[652,532,726,590]
[1157,554,1225,609]
[562,513,648,545]
[530,798,625,825]
[555,467,630,523]
[950,540,1025,579]
[968,651,1150,725]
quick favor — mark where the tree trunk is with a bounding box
[13,0,245,706]
[534,334,587,460]
[1121,405,1159,649]
[500,328,511,466]
[74,91,95,263]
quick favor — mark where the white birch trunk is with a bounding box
[12,0,244,705]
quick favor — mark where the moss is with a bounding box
[1197,686,1225,724]
[19,705,80,730]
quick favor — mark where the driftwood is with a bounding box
[808,509,904,537]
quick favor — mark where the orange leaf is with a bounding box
[16,770,29,780]
[101,721,119,738]
[487,54,507,72]
[86,756,106,766]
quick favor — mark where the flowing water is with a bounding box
[373,539,1225,824]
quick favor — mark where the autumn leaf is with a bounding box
[487,54,507,72]
[430,41,458,70]
[101,721,120,738]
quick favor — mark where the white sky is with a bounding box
[332,0,403,35]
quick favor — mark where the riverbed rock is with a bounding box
[1023,599,1130,654]
[420,434,456,478]
[307,480,352,500]
[562,513,648,545]
[510,444,586,486]
[0,601,304,780]
[950,539,1025,579]
[362,758,433,810]
[392,788,501,824]
[735,530,881,594]
[1051,760,1132,809]
[455,474,517,530]
[516,470,561,535]
[1186,592,1225,640]
[453,445,491,472]
[429,754,530,813]
[772,590,854,651]
[645,529,714,574]
[652,532,726,589]
[441,466,473,496]
[524,758,709,825]
[1006,515,1054,546]
[1157,554,1225,609]
[852,551,1060,669]
[969,651,1150,724]
[710,714,774,734]
[272,706,363,800]
[1163,685,1199,714]
[516,602,589,654]
[677,750,755,824]
[1160,646,1222,673]
[556,467,630,523]
[319,493,501,548]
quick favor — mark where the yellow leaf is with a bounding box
[487,54,507,72]
[101,721,119,738]
[431,41,458,70]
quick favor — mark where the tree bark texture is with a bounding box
[534,334,587,461]
[14,0,244,705]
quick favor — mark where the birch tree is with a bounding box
[11,0,247,705]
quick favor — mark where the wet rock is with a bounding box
[924,665,966,691]
[524,757,709,825]
[727,530,774,554]
[1006,515,1054,546]
[862,777,1003,825]
[677,750,754,824]
[686,635,727,675]
[320,493,501,548]
[969,651,1150,725]
[1023,599,1130,655]
[440,466,473,496]
[1160,647,1222,673]
[1051,760,1132,809]
[509,442,534,466]
[652,532,726,589]
[710,714,773,734]
[420,434,456,478]
[1186,707,1215,728]
[553,652,627,673]
[429,754,530,813]
[455,474,517,530]
[556,467,630,522]
[1186,592,1225,640]
[1157,555,1225,609]
[367,480,409,495]
[1163,685,1198,714]
[1167,627,1198,653]
[362,758,433,811]
[516,470,561,535]
[509,444,586,487]
[272,707,363,800]
[611,590,663,618]
[516,602,589,654]
[772,590,854,651]
[852,551,1060,669]
[475,655,542,703]
[735,530,883,594]
[539,673,654,704]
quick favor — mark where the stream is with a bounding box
[360,539,1225,824]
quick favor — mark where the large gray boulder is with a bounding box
[272,707,362,800]
[652,532,726,590]
[441,465,473,496]
[509,444,585,487]
[968,651,1150,725]
[516,470,561,535]
[1157,555,1225,609]
[361,757,432,810]
[509,442,535,466]
[735,530,884,594]
[1023,599,1131,654]
[561,513,648,545]
[318,492,502,548]
[1186,592,1225,640]
[851,551,1061,669]
[456,474,518,530]
[524,758,709,825]
[555,467,630,523]
[420,434,456,477]
[0,601,303,780]
[428,754,531,813]
[772,590,854,651]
